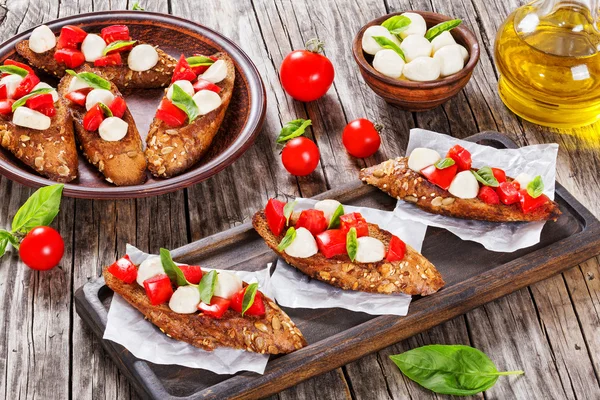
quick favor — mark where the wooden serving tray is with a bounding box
[75,132,600,400]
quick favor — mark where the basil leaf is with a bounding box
[390,345,524,396]
[132,1,144,10]
[198,270,218,304]
[0,65,28,77]
[372,36,406,61]
[171,83,199,123]
[346,227,357,262]
[527,175,544,198]
[435,157,455,169]
[102,40,136,56]
[241,282,258,316]
[381,15,411,36]
[276,119,312,144]
[186,55,215,67]
[277,227,296,252]
[159,248,188,286]
[425,19,462,41]
[97,102,113,118]
[66,70,111,90]
[11,88,54,111]
[0,229,20,257]
[11,184,63,234]
[471,167,499,187]
[328,204,344,229]
[283,200,296,225]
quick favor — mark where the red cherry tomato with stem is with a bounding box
[342,118,381,158]
[281,136,320,176]
[19,226,64,271]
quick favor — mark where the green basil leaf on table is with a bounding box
[527,175,544,198]
[0,65,29,77]
[276,119,312,144]
[435,157,456,169]
[98,102,113,118]
[241,282,259,316]
[381,15,411,36]
[371,36,406,61]
[159,248,188,286]
[471,166,499,187]
[102,40,137,56]
[198,270,218,304]
[132,1,144,10]
[11,184,64,234]
[327,204,344,229]
[425,19,462,41]
[283,200,296,225]
[277,227,296,252]
[186,55,215,67]
[171,83,199,122]
[0,229,20,257]
[11,88,54,111]
[66,70,111,90]
[346,227,358,262]
[390,344,524,396]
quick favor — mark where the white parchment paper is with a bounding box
[394,129,558,252]
[103,244,271,374]
[267,198,427,316]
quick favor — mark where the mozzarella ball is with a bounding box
[0,74,23,98]
[448,170,479,199]
[169,286,201,314]
[433,44,465,77]
[400,34,433,62]
[373,49,405,78]
[128,44,159,72]
[514,173,533,188]
[99,117,128,141]
[81,34,107,62]
[314,199,342,225]
[431,31,456,54]
[457,44,469,62]
[399,12,427,39]
[12,107,51,130]
[201,60,227,83]
[85,89,115,110]
[408,148,441,172]
[136,256,164,286]
[355,237,385,263]
[32,82,58,102]
[361,25,401,55]
[285,227,318,258]
[192,90,222,115]
[213,271,243,299]
[29,25,56,53]
[402,57,441,82]
[166,80,195,100]
[67,76,91,93]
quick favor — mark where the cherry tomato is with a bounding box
[281,137,320,176]
[280,39,334,102]
[342,119,381,158]
[19,226,64,271]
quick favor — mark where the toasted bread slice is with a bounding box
[145,52,235,178]
[0,97,78,182]
[16,41,176,90]
[57,66,147,186]
[253,211,444,296]
[103,268,307,354]
[360,157,561,222]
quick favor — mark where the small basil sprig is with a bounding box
[276,119,312,144]
[372,36,406,61]
[346,227,357,261]
[98,102,113,117]
[434,157,455,169]
[241,282,259,316]
[277,227,296,252]
[283,200,296,224]
[390,344,524,396]
[527,175,544,198]
[160,248,188,286]
[198,270,218,304]
[328,204,344,229]
[425,19,462,41]
[102,40,136,55]
[66,70,111,90]
[132,1,144,10]
[381,15,411,36]
[171,84,199,123]
[0,65,28,77]
[186,55,215,67]
[471,166,499,187]
[11,88,54,111]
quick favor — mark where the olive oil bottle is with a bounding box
[495,0,600,128]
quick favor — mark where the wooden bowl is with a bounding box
[0,11,266,199]
[352,11,480,111]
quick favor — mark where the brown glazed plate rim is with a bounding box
[0,11,267,199]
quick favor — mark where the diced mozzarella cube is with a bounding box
[403,57,441,82]
[169,285,201,314]
[408,148,441,172]
[192,90,222,115]
[32,82,58,102]
[433,44,465,77]
[400,34,433,62]
[67,76,91,93]
[431,31,457,54]
[0,74,23,98]
[448,170,479,199]
[285,227,318,258]
[361,25,401,55]
[99,116,128,141]
[127,44,159,72]
[166,80,195,100]
[29,25,56,53]
[12,107,51,130]
[136,256,165,286]
[457,45,469,62]
[399,13,427,39]
[355,237,385,263]
[314,199,342,225]
[213,271,243,299]
[201,59,227,84]
[373,49,405,79]
[514,173,533,188]
[85,89,115,110]
[81,34,107,62]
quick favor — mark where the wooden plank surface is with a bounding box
[0,0,599,399]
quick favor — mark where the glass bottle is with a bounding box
[494,0,600,128]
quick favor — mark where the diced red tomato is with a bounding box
[107,255,137,284]
[0,85,7,100]
[519,190,549,214]
[109,96,127,118]
[420,164,458,190]
[295,209,328,236]
[25,93,53,110]
[496,181,520,205]
[339,212,369,238]
[155,98,187,127]
[179,265,203,284]
[65,88,92,106]
[315,229,347,258]
[230,287,266,316]
[172,54,197,83]
[143,274,173,305]
[265,198,287,236]
[3,59,35,75]
[385,235,406,262]
[197,296,231,319]
[37,105,56,117]
[83,104,104,131]
[192,78,221,93]
[57,25,88,49]
[13,74,40,99]
[100,25,130,44]
[190,55,218,75]
[478,185,500,205]
[446,144,472,171]
[94,53,122,67]
[54,48,86,68]
[0,99,14,115]
[491,168,506,183]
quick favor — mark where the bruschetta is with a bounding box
[253,199,444,296]
[145,52,235,178]
[16,24,176,90]
[360,144,561,222]
[0,59,78,182]
[103,250,307,354]
[58,66,147,186]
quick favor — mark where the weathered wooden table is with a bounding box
[1,0,599,399]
